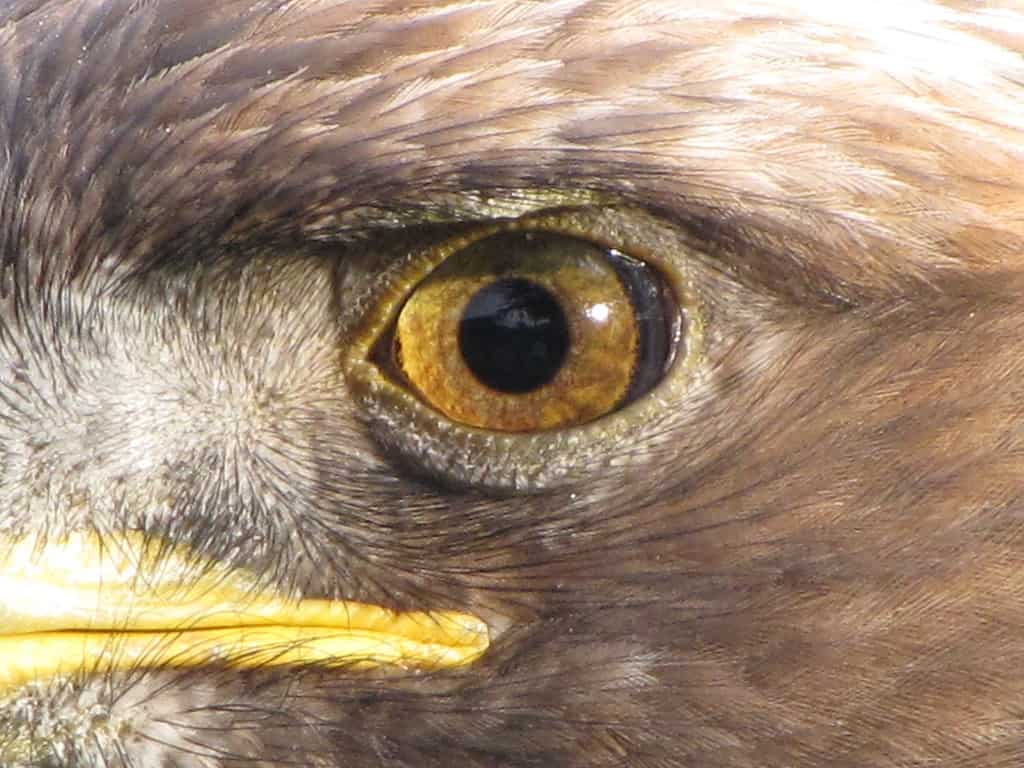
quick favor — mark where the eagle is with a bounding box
[2,1,1024,766]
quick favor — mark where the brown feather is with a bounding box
[1,1,1024,766]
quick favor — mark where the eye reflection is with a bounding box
[586,303,611,324]
[391,230,679,433]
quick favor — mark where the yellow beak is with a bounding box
[0,532,489,695]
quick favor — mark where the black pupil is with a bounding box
[458,278,570,394]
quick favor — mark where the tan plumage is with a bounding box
[2,1,1024,765]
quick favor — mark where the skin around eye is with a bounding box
[392,231,674,432]
[344,206,706,491]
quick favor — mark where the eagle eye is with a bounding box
[386,230,678,433]
[344,207,705,492]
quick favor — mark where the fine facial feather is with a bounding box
[2,1,1024,766]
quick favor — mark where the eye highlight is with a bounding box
[391,231,676,432]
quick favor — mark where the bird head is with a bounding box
[2,1,1024,766]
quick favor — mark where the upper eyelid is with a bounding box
[313,196,857,312]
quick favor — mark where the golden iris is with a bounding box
[394,231,656,432]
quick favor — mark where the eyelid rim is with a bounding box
[342,206,706,492]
